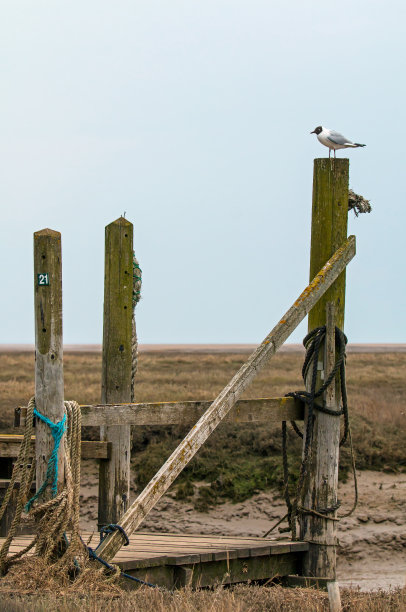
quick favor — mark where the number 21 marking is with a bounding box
[37,273,49,286]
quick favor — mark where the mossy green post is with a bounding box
[33,228,65,499]
[98,217,133,529]
[301,158,350,579]
[308,159,349,330]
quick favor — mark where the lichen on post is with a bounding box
[98,217,134,529]
[301,158,350,579]
[33,228,65,500]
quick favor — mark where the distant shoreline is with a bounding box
[1,343,406,353]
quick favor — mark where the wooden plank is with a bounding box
[176,553,302,589]
[81,441,111,459]
[16,396,304,428]
[80,396,303,426]
[120,552,303,588]
[33,228,65,499]
[0,437,109,459]
[212,549,239,561]
[0,531,308,584]
[95,235,356,564]
[166,554,201,565]
[99,217,134,528]
[301,158,349,580]
[290,542,309,553]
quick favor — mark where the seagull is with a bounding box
[311,126,366,158]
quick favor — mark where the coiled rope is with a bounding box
[0,397,157,588]
[263,326,358,540]
[0,397,83,574]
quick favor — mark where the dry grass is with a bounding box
[0,584,405,612]
[1,350,405,426]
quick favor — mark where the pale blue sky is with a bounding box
[1,1,405,344]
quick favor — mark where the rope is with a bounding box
[275,326,358,540]
[84,525,158,588]
[25,409,67,510]
[0,397,158,588]
[0,398,36,572]
[0,398,84,573]
[131,254,142,402]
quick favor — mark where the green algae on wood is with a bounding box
[98,217,134,528]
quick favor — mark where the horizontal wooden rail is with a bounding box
[0,435,110,459]
[82,397,304,426]
[14,397,303,428]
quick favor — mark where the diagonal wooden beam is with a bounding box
[96,235,356,563]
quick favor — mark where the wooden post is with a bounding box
[308,159,349,331]
[327,581,342,612]
[300,158,349,579]
[33,229,64,498]
[96,235,356,563]
[98,217,133,529]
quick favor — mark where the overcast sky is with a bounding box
[1,1,405,345]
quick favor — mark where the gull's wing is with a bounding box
[327,130,353,145]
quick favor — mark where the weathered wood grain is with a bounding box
[99,217,134,527]
[301,303,342,578]
[328,581,342,612]
[308,159,349,330]
[16,397,304,427]
[301,158,349,580]
[96,235,356,563]
[80,397,303,425]
[33,228,65,499]
[0,436,110,459]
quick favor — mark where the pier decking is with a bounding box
[2,532,309,589]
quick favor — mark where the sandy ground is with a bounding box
[79,465,405,591]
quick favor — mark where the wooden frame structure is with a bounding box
[0,158,355,590]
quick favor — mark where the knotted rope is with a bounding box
[263,326,358,540]
[25,409,67,510]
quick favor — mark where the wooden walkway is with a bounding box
[1,532,309,589]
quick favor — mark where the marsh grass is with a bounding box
[1,585,405,612]
[0,351,405,509]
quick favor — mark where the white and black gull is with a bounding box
[311,126,366,158]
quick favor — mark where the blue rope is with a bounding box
[25,407,67,512]
[99,523,129,546]
[84,525,158,588]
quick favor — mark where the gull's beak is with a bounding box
[310,130,316,134]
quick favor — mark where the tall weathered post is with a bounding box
[98,217,133,528]
[34,229,65,498]
[300,158,349,578]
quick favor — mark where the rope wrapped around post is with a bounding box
[0,398,83,573]
[277,327,357,540]
[0,397,157,588]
